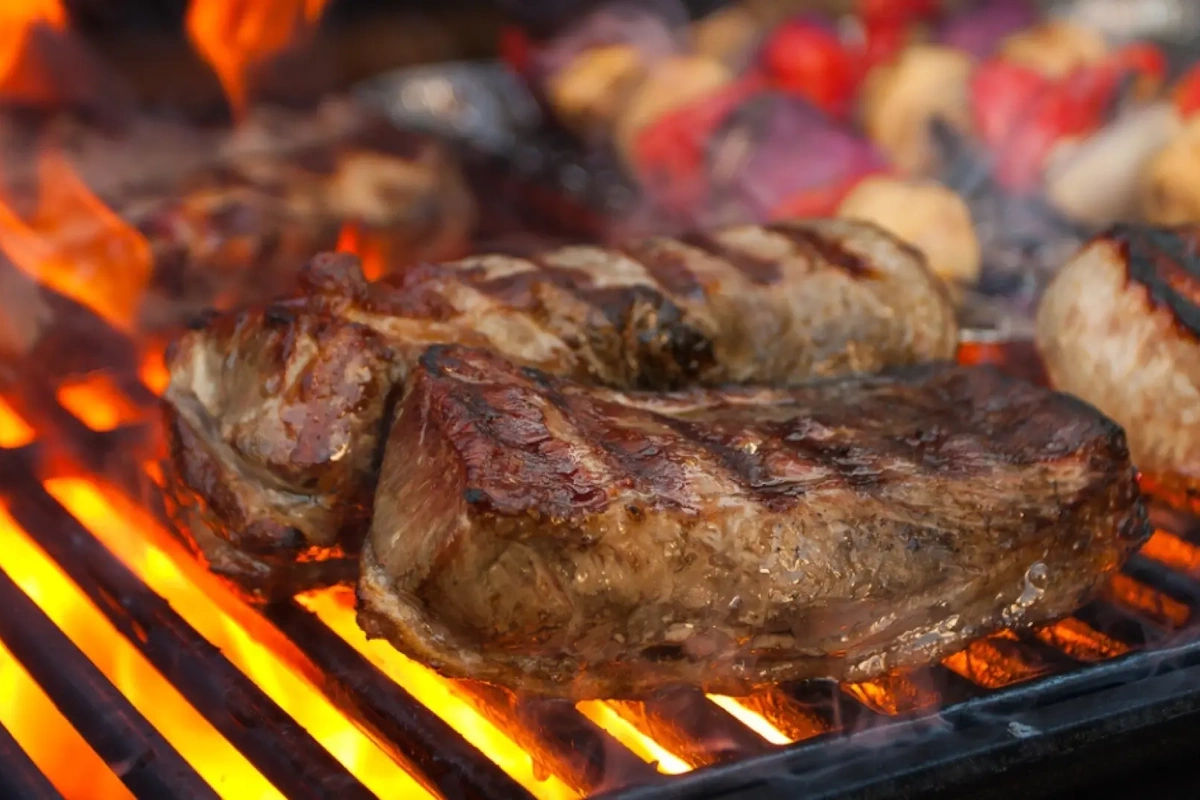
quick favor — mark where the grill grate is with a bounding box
[1,276,1200,799]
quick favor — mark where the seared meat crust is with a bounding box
[163,218,958,600]
[357,345,1147,699]
[1036,225,1200,510]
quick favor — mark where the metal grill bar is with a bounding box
[460,682,663,794]
[1,479,375,800]
[0,720,66,800]
[0,566,218,799]
[262,599,535,800]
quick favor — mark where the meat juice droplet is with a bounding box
[1002,562,1048,624]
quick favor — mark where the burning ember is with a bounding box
[0,1,1199,799]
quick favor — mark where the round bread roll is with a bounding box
[1045,101,1181,228]
[998,20,1109,78]
[1035,226,1200,510]
[613,54,733,166]
[860,44,974,176]
[547,44,647,137]
[837,175,981,288]
[1141,115,1200,225]
[690,4,762,69]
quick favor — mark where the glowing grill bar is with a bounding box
[1,296,1200,798]
[0,564,217,798]
[0,479,374,799]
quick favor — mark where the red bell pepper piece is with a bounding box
[630,76,765,215]
[972,44,1165,190]
[857,0,940,27]
[498,25,531,76]
[759,18,858,119]
[1110,41,1167,97]
[1173,63,1200,118]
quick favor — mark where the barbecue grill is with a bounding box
[2,252,1200,800]
[4,1,1200,799]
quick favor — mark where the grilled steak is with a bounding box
[131,119,475,330]
[163,218,958,600]
[1036,224,1200,511]
[357,344,1147,699]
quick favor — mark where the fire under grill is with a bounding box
[0,287,1199,800]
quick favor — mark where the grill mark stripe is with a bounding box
[538,386,700,512]
[656,415,796,511]
[617,240,705,299]
[1114,224,1200,337]
[766,223,878,279]
[679,231,782,285]
[472,255,717,386]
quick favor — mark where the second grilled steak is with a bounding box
[163,218,958,600]
[1037,224,1200,511]
[357,345,1147,699]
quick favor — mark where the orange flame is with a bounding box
[0,149,151,332]
[0,502,282,799]
[186,0,331,119]
[942,630,1050,689]
[335,221,386,281]
[56,373,142,433]
[0,0,67,102]
[46,478,435,800]
[0,397,34,448]
[1139,529,1200,575]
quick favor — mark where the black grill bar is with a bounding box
[262,599,534,800]
[0,721,66,800]
[1,479,375,800]
[1124,553,1200,611]
[0,566,218,800]
[460,682,664,795]
[599,634,1200,800]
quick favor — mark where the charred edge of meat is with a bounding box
[1109,223,1200,337]
[159,402,362,603]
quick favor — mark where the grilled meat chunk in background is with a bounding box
[0,99,474,334]
[162,218,958,600]
[357,344,1147,699]
[1036,224,1200,510]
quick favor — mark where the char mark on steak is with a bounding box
[356,344,1147,699]
[1037,224,1200,512]
[162,217,959,601]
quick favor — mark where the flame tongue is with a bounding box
[0,0,67,102]
[0,149,151,332]
[187,0,333,120]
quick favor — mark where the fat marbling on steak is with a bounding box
[162,218,958,600]
[1037,224,1200,510]
[357,345,1148,699]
